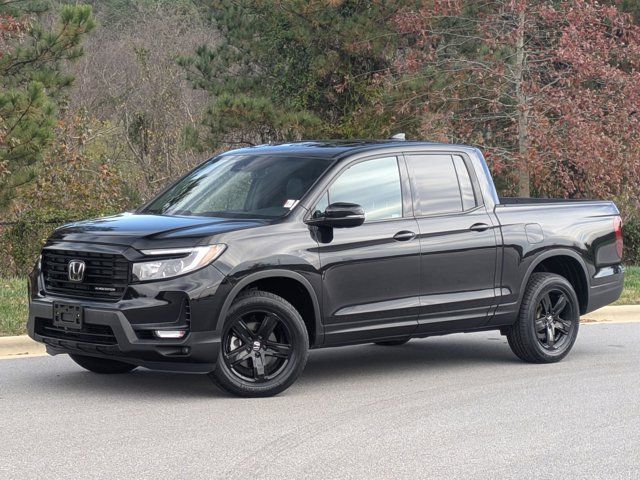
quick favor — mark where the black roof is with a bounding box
[221,140,457,159]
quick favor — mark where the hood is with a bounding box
[48,213,269,249]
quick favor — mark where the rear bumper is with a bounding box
[28,299,220,373]
[585,267,624,314]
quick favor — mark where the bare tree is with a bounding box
[67,2,220,200]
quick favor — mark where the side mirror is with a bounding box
[306,202,365,228]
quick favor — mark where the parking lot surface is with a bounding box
[0,323,638,479]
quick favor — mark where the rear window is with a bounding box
[406,154,463,216]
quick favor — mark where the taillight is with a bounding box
[613,216,623,259]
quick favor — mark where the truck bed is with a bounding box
[498,197,608,205]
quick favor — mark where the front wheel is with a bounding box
[209,290,309,397]
[507,273,580,363]
[69,354,137,374]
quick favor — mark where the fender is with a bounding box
[516,248,590,307]
[215,269,324,346]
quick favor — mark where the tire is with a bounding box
[209,290,309,397]
[507,273,580,363]
[69,354,137,374]
[374,339,410,346]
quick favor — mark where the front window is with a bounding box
[142,154,333,218]
[325,156,403,222]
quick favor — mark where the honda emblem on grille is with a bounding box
[68,260,86,282]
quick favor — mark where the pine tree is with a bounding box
[180,0,420,147]
[0,2,95,210]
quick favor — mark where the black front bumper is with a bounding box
[28,253,229,373]
[28,300,221,373]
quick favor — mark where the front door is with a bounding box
[405,153,498,333]
[312,155,421,345]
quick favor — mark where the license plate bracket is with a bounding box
[53,302,84,330]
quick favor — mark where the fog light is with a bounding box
[154,330,187,339]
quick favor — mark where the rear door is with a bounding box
[312,155,421,345]
[405,153,498,333]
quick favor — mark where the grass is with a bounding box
[0,277,28,336]
[0,267,639,336]
[616,266,640,305]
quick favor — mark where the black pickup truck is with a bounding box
[27,140,624,396]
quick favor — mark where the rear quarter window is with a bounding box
[453,155,477,211]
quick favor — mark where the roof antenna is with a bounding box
[390,133,406,141]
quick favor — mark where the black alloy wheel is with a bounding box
[209,290,309,397]
[534,288,575,350]
[222,311,293,383]
[507,273,580,363]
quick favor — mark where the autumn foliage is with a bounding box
[529,2,640,206]
[387,0,640,213]
[1,0,640,273]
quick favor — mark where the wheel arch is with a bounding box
[216,270,323,346]
[519,249,590,314]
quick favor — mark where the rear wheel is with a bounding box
[209,290,309,397]
[507,273,580,363]
[374,339,410,346]
[69,354,137,374]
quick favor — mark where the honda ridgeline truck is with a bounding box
[28,140,625,396]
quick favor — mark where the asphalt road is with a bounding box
[1,323,638,480]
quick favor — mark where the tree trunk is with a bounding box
[514,8,530,197]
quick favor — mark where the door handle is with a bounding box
[393,230,416,241]
[469,223,490,232]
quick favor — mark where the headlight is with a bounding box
[132,244,226,282]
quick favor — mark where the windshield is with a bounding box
[142,154,333,219]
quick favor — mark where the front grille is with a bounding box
[42,248,129,300]
[35,318,118,345]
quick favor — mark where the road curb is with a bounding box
[0,335,46,359]
[0,305,638,359]
[580,305,640,324]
